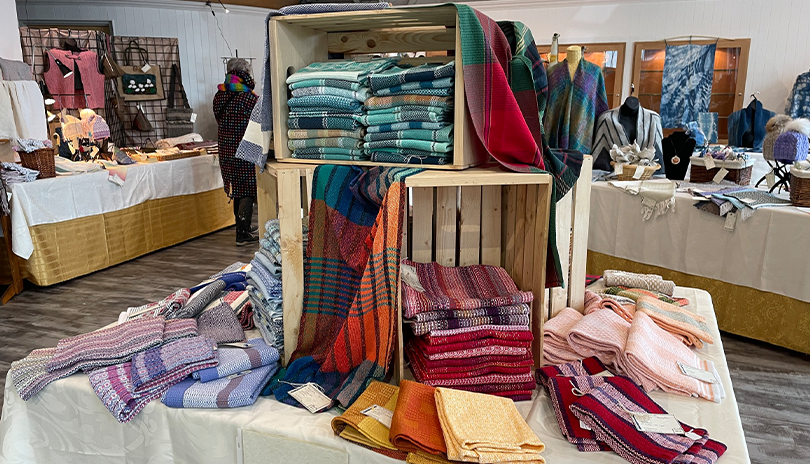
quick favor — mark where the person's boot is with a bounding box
[236,196,258,246]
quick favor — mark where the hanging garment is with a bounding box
[592,107,663,171]
[544,59,609,154]
[727,98,775,149]
[786,70,810,119]
[0,81,48,140]
[42,49,105,109]
[660,43,716,129]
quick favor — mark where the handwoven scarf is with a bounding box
[365,95,453,110]
[604,287,689,306]
[409,303,529,323]
[584,290,635,323]
[288,128,363,140]
[408,314,530,336]
[408,343,533,370]
[608,180,677,221]
[288,95,363,112]
[390,380,448,456]
[275,165,421,409]
[365,126,454,143]
[542,307,583,366]
[635,296,713,348]
[193,338,280,382]
[411,334,530,355]
[604,270,676,297]
[288,137,363,150]
[288,116,363,131]
[369,62,456,91]
[286,58,398,84]
[163,362,279,409]
[366,105,449,116]
[366,121,449,132]
[424,324,533,345]
[331,381,407,460]
[293,150,368,161]
[365,139,452,153]
[218,72,254,93]
[373,79,455,96]
[535,356,610,387]
[370,153,449,165]
[291,86,371,102]
[290,78,365,91]
[408,347,533,381]
[359,110,451,126]
[567,308,630,368]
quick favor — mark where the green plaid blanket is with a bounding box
[365,121,450,132]
[360,110,451,125]
[288,129,363,140]
[287,95,363,112]
[364,95,453,110]
[369,152,450,165]
[286,58,398,84]
[288,137,363,150]
[364,139,452,153]
[291,86,371,102]
[364,125,453,142]
[292,147,366,158]
[288,79,365,91]
[366,105,449,116]
[369,63,455,91]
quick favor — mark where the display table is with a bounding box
[588,177,810,353]
[3,155,234,286]
[0,287,750,464]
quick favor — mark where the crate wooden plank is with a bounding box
[511,185,527,288]
[531,183,553,367]
[480,185,501,266]
[395,271,405,383]
[327,28,455,54]
[502,185,517,276]
[276,158,472,170]
[411,187,433,263]
[277,170,304,366]
[458,186,481,266]
[435,186,457,267]
[521,184,538,294]
[256,165,278,229]
[274,7,458,31]
[402,191,410,260]
[550,190,573,319]
[404,168,551,187]
[568,156,593,312]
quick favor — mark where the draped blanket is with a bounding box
[275,165,421,408]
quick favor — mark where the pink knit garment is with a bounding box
[43,49,105,109]
[567,308,630,368]
[542,307,583,365]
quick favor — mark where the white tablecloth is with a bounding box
[0,288,750,464]
[9,155,224,259]
[589,174,810,303]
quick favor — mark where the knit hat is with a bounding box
[763,114,793,161]
[773,118,810,163]
[197,301,245,344]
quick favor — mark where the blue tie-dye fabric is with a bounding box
[698,112,718,144]
[786,71,810,119]
[660,43,716,129]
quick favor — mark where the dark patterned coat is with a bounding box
[213,70,258,199]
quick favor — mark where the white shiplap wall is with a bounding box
[434,0,810,114]
[16,0,268,139]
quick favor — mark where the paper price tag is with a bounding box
[631,413,683,435]
[641,197,656,208]
[579,420,592,431]
[361,404,394,428]
[400,263,425,292]
[593,370,614,377]
[724,211,737,231]
[190,112,197,123]
[712,168,729,183]
[288,383,332,413]
[685,430,702,440]
[141,63,152,73]
[740,197,756,204]
[212,155,219,167]
[632,165,645,179]
[678,362,719,384]
[703,156,716,170]
[108,174,125,187]
[614,163,623,176]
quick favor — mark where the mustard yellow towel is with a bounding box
[434,387,545,463]
[407,451,454,464]
[331,381,407,460]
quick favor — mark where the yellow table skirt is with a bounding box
[587,251,810,355]
[4,189,234,287]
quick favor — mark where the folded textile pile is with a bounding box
[434,387,546,463]
[9,316,197,400]
[694,186,792,221]
[365,62,456,165]
[332,380,408,460]
[603,270,675,297]
[390,380,448,459]
[286,58,397,161]
[603,286,689,307]
[88,336,217,422]
[402,260,535,401]
[1,162,39,183]
[162,339,281,409]
[542,307,583,365]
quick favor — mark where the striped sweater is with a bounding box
[592,107,663,172]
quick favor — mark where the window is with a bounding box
[537,42,626,109]
[632,39,751,141]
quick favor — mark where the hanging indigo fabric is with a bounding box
[698,112,718,144]
[660,42,716,129]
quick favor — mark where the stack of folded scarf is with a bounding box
[286,58,398,161]
[9,316,197,400]
[162,337,280,409]
[88,336,217,422]
[365,62,455,165]
[402,260,535,401]
[603,270,676,296]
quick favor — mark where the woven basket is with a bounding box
[18,148,55,179]
[690,164,752,185]
[790,172,810,207]
[611,162,659,181]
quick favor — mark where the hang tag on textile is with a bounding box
[190,112,197,123]
[632,165,645,179]
[400,263,425,292]
[288,383,332,413]
[712,168,729,183]
[631,412,683,435]
[614,163,623,176]
[766,171,776,188]
[678,362,719,384]
[236,429,244,464]
[740,197,756,204]
[579,420,592,431]
[641,197,656,208]
[724,211,737,231]
[593,370,614,378]
[685,430,703,440]
[704,156,716,170]
[108,173,125,187]
[219,342,253,349]
[212,154,219,167]
[361,404,394,428]
[227,370,252,380]
[141,63,152,73]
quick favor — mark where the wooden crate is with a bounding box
[268,6,488,170]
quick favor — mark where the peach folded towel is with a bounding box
[635,296,713,349]
[583,290,636,322]
[567,308,630,368]
[542,307,582,366]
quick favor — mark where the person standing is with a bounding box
[214,58,259,245]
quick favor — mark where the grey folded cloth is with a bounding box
[197,302,245,344]
[603,270,676,296]
[0,58,33,81]
[167,280,227,319]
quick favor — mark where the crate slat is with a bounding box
[568,156,593,312]
[502,185,517,277]
[277,170,304,366]
[274,8,458,31]
[480,185,501,266]
[531,183,553,367]
[458,186,481,266]
[327,28,455,55]
[521,185,538,293]
[435,186,458,267]
[411,187,434,263]
[511,185,528,288]
[550,191,573,319]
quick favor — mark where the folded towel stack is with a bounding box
[365,62,455,165]
[286,59,398,161]
[402,260,535,401]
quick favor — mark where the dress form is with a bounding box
[566,46,582,78]
[619,96,640,143]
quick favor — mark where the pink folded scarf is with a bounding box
[567,309,630,368]
[583,290,636,323]
[542,307,583,365]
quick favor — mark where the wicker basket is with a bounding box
[689,157,753,185]
[18,148,56,179]
[611,162,659,181]
[790,168,810,206]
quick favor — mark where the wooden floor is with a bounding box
[1,225,809,464]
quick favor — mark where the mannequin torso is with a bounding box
[566,45,581,78]
[619,96,640,143]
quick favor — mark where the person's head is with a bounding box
[226,58,252,78]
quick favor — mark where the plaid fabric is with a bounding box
[288,116,363,131]
[288,95,364,112]
[374,84,455,97]
[360,110,451,126]
[288,137,363,150]
[408,314,530,336]
[289,78,365,91]
[365,95,453,110]
[497,21,548,128]
[371,147,449,157]
[368,62,456,91]
[163,362,279,409]
[291,86,371,102]
[410,303,529,323]
[367,121,449,132]
[293,150,368,161]
[275,165,422,409]
[604,287,689,306]
[288,129,363,140]
[364,139,452,153]
[370,153,449,165]
[412,334,530,355]
[193,338,280,382]
[366,105,448,116]
[365,126,453,143]
[286,58,397,84]
[425,325,533,345]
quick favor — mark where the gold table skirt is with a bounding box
[587,251,810,354]
[2,189,234,287]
